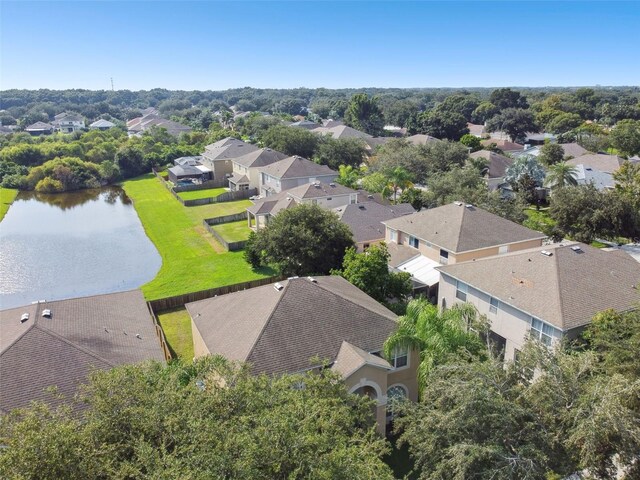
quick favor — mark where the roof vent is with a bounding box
[358,205,366,210]
[20,313,29,323]
[540,250,553,257]
[136,334,142,339]
[570,246,583,253]
[274,282,284,291]
[465,204,473,208]
[42,309,52,318]
[454,201,463,206]
[288,276,299,280]
[367,194,374,199]
[329,183,335,187]
[307,276,317,283]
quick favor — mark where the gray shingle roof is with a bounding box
[331,341,392,378]
[188,276,397,375]
[383,203,545,253]
[89,119,115,128]
[25,121,54,130]
[258,156,336,180]
[559,143,589,158]
[0,290,165,412]
[469,150,514,178]
[406,134,440,145]
[566,154,626,174]
[335,201,415,244]
[437,243,640,331]
[202,137,259,162]
[232,148,288,168]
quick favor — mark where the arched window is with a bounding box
[386,384,408,422]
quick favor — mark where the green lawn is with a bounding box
[0,188,19,222]
[184,199,252,223]
[178,187,227,201]
[122,174,274,301]
[213,220,252,243]
[156,307,194,359]
[523,207,556,233]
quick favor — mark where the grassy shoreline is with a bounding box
[0,188,19,222]
[122,174,273,301]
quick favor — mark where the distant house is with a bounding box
[25,121,54,136]
[0,290,166,413]
[481,138,525,153]
[566,153,635,174]
[89,119,116,130]
[248,181,357,230]
[167,156,212,184]
[258,155,337,196]
[187,275,419,434]
[311,124,389,152]
[127,112,191,137]
[574,164,615,191]
[405,134,440,145]
[437,243,640,361]
[53,112,85,133]
[333,201,415,252]
[200,137,259,183]
[467,123,486,138]
[228,148,288,191]
[289,119,321,130]
[512,143,590,161]
[382,203,546,300]
[524,132,556,145]
[469,150,514,191]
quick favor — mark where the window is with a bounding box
[440,249,449,265]
[386,385,408,421]
[530,318,560,346]
[350,196,357,204]
[489,297,499,314]
[389,229,397,243]
[391,346,408,368]
[409,235,419,249]
[455,280,468,301]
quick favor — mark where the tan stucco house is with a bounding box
[437,243,640,362]
[258,155,337,196]
[228,147,288,191]
[186,276,419,434]
[200,137,259,182]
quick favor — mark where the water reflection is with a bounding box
[18,186,132,210]
[0,186,160,309]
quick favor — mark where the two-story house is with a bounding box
[187,275,419,434]
[258,155,337,196]
[382,203,546,301]
[200,137,259,182]
[436,243,640,362]
[54,113,85,133]
[248,181,358,230]
[228,148,288,191]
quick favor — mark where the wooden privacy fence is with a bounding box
[148,275,285,311]
[173,178,228,192]
[152,170,256,206]
[147,302,173,360]
[203,212,249,251]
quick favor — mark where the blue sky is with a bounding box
[1,1,639,90]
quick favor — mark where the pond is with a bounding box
[0,187,161,310]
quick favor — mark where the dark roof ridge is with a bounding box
[244,280,293,362]
[33,324,118,368]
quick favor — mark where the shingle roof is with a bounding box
[312,125,373,140]
[247,182,356,216]
[228,173,249,185]
[331,341,392,378]
[232,148,288,168]
[406,134,440,145]
[437,243,640,331]
[127,114,191,136]
[89,119,115,128]
[247,195,298,215]
[481,139,524,151]
[469,150,514,178]
[574,164,615,191]
[566,154,626,174]
[334,201,415,244]
[25,121,54,130]
[258,156,336,180]
[188,276,397,375]
[559,143,589,158]
[174,156,202,166]
[202,137,259,162]
[0,290,165,412]
[383,203,545,253]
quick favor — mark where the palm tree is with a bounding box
[336,164,361,189]
[545,161,578,190]
[384,299,488,393]
[382,166,413,203]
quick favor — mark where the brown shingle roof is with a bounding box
[189,276,397,375]
[383,203,545,253]
[331,341,392,378]
[406,134,440,145]
[481,139,524,151]
[258,156,336,180]
[334,201,415,244]
[469,150,514,178]
[559,143,589,158]
[437,243,640,331]
[202,137,259,162]
[232,148,288,168]
[566,153,625,174]
[0,290,165,412]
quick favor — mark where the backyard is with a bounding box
[0,188,18,222]
[212,220,252,243]
[156,307,193,359]
[177,187,227,201]
[122,174,273,301]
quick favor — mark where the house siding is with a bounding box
[191,320,210,358]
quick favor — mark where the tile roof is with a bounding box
[188,276,397,375]
[331,341,392,378]
[258,155,336,180]
[232,148,288,168]
[437,243,640,331]
[334,201,415,244]
[383,203,545,253]
[0,290,165,413]
[470,150,514,178]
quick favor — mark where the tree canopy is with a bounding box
[244,203,355,276]
[344,93,385,136]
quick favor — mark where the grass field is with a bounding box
[0,188,19,222]
[156,307,194,359]
[178,187,227,201]
[122,174,274,300]
[523,207,555,233]
[213,220,252,242]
